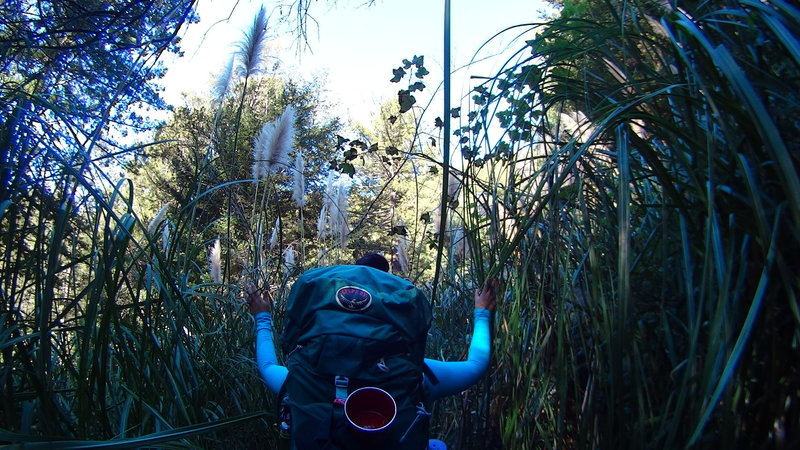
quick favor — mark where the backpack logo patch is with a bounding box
[335,286,372,311]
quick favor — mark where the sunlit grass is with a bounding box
[2,0,798,448]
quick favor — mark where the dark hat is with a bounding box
[355,253,390,272]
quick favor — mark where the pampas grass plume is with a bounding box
[209,238,222,283]
[237,6,268,77]
[283,245,296,274]
[269,217,280,249]
[148,201,171,235]
[316,203,329,239]
[212,56,235,107]
[251,105,296,178]
[161,220,171,253]
[266,105,296,171]
[331,180,350,247]
[395,220,410,273]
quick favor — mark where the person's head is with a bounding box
[355,253,389,272]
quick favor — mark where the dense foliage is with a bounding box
[443,0,799,448]
[1,0,797,448]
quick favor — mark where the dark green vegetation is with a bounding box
[1,0,798,448]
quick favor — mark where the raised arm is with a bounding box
[245,283,288,394]
[423,279,499,400]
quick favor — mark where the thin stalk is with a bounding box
[432,0,451,302]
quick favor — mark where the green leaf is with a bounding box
[339,162,356,178]
[434,117,443,128]
[450,107,461,118]
[409,81,425,92]
[412,55,424,67]
[390,67,406,83]
[398,90,416,113]
[343,148,358,161]
[390,225,408,236]
[415,66,430,78]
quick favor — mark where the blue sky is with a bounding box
[160,0,553,125]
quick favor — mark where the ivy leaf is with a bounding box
[462,146,477,159]
[497,141,512,159]
[343,148,358,161]
[336,135,348,148]
[411,55,424,67]
[339,162,356,178]
[420,212,432,224]
[428,237,438,250]
[389,225,408,236]
[415,66,429,78]
[434,117,443,128]
[368,143,379,153]
[398,89,416,113]
[402,58,413,69]
[429,166,439,175]
[391,67,406,83]
[429,137,436,147]
[409,81,425,92]
[386,146,400,156]
[450,107,461,118]
[388,115,398,124]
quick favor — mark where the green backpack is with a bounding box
[279,265,433,449]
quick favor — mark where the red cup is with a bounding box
[344,387,397,433]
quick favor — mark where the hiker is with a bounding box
[244,253,498,448]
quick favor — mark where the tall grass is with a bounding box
[434,0,799,448]
[2,0,797,448]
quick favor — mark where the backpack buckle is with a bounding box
[334,375,349,404]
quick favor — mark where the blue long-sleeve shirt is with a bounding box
[254,309,492,400]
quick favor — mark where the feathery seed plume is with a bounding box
[161,220,170,253]
[148,202,171,235]
[209,238,222,283]
[283,245,296,274]
[330,180,350,247]
[316,203,329,239]
[236,6,269,77]
[395,220,410,273]
[269,217,280,249]
[212,56,235,107]
[251,122,271,179]
[317,174,336,238]
[265,105,296,171]
[452,226,472,262]
[251,105,296,177]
